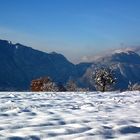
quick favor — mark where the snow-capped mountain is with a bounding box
[78,51,140,90]
[0,39,140,91]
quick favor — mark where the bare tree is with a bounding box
[31,77,58,92]
[128,82,140,91]
[42,78,59,92]
[66,80,78,91]
[93,67,116,92]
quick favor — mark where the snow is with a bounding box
[8,40,12,44]
[112,48,135,54]
[15,45,18,49]
[0,91,140,140]
[118,63,127,78]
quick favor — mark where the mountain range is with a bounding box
[0,39,140,91]
[78,51,140,90]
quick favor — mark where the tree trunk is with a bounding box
[102,84,106,92]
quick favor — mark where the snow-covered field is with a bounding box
[0,91,140,140]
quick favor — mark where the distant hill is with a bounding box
[0,39,91,91]
[78,51,140,90]
[0,39,140,91]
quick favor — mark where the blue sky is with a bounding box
[0,0,140,63]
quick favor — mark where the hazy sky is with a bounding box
[0,0,140,63]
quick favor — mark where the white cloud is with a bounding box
[80,46,140,63]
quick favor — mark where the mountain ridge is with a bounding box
[0,39,140,91]
[0,39,91,90]
[78,50,140,90]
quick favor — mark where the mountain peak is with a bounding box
[95,50,140,65]
[111,50,140,63]
[112,50,138,56]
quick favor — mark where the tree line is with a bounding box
[30,67,140,92]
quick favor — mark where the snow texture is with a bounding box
[0,91,140,140]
